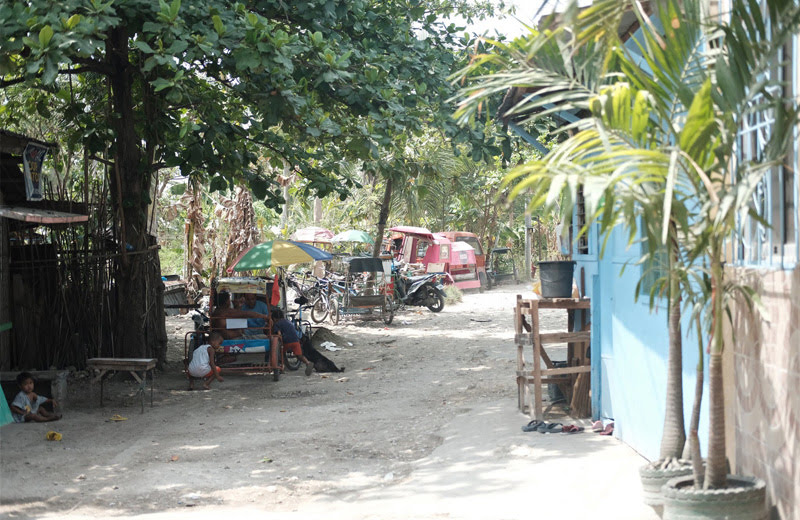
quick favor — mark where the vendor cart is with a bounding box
[185,277,284,381]
[330,257,394,325]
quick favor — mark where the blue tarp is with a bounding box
[1,392,14,427]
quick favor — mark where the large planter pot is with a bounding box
[640,460,694,517]
[662,474,767,520]
[538,261,575,298]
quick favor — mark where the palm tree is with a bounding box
[456,0,800,489]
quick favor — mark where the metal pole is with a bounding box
[537,216,543,263]
[524,213,532,281]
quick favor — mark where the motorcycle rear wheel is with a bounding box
[427,291,445,313]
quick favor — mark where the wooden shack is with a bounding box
[0,130,88,370]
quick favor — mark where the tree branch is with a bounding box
[1,62,112,87]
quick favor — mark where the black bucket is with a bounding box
[548,361,568,401]
[538,261,576,298]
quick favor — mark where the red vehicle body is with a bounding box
[389,226,482,290]
[437,231,488,290]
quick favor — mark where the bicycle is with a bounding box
[284,296,313,371]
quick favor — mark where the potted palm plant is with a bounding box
[454,0,799,517]
[455,0,701,513]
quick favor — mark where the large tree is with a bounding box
[1,0,499,358]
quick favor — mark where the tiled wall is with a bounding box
[728,265,799,520]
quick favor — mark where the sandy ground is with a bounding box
[0,283,655,520]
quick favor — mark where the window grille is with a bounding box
[733,27,798,267]
[575,185,589,255]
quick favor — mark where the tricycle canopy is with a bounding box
[344,256,392,275]
[215,276,271,294]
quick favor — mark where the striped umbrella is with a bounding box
[228,240,333,272]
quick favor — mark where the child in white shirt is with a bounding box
[187,332,224,390]
[10,372,60,422]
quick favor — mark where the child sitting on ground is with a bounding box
[187,331,225,390]
[10,372,61,423]
[271,308,314,376]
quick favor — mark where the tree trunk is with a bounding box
[106,27,167,361]
[0,189,9,370]
[683,316,705,460]
[372,176,393,257]
[659,251,685,460]
[704,257,727,489]
[313,197,322,223]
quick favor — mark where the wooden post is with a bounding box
[531,299,542,421]
[515,295,525,411]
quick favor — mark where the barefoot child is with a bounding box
[10,372,61,423]
[187,332,225,390]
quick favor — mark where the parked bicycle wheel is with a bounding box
[381,297,394,325]
[329,298,340,325]
[284,351,302,371]
[310,295,329,323]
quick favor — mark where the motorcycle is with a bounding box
[392,271,446,312]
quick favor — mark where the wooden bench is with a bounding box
[0,369,69,407]
[86,358,157,413]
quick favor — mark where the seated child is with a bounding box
[271,308,314,376]
[187,331,225,390]
[10,372,61,423]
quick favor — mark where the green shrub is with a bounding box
[444,284,463,304]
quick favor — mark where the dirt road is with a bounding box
[1,283,656,520]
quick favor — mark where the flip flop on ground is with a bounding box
[522,419,544,432]
[540,422,562,433]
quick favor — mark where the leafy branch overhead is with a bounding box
[0,0,501,205]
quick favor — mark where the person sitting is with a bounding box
[241,293,270,336]
[271,308,314,376]
[232,293,245,310]
[10,372,61,423]
[210,291,270,339]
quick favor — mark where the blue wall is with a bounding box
[577,222,709,460]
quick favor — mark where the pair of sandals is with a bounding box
[522,420,585,434]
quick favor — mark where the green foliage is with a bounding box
[443,284,463,304]
[1,0,502,207]
[455,0,800,489]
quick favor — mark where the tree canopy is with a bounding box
[1,0,502,204]
[0,0,504,359]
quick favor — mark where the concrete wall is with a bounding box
[727,265,799,520]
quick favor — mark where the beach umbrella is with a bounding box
[228,240,333,272]
[289,226,334,243]
[331,229,374,244]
